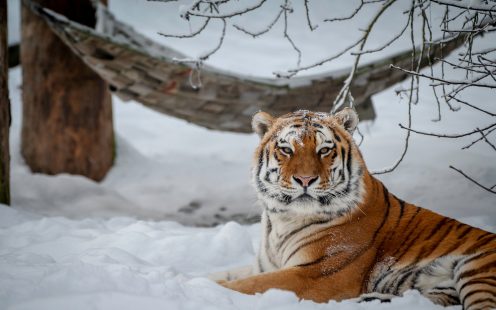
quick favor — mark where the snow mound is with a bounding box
[1,206,475,310]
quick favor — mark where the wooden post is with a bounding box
[0,0,11,205]
[21,0,114,181]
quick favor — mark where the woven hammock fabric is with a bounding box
[24,0,465,132]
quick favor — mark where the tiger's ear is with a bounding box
[335,108,359,134]
[252,111,274,138]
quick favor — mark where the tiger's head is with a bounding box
[251,108,366,218]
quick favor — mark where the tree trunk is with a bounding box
[21,0,113,182]
[0,0,11,205]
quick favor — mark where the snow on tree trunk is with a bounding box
[0,0,10,205]
[21,0,114,182]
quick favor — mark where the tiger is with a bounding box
[210,108,496,310]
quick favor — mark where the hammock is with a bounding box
[24,0,465,133]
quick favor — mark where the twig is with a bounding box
[199,18,226,60]
[476,128,496,151]
[233,8,283,37]
[304,0,318,31]
[399,122,496,138]
[462,126,496,149]
[282,0,302,67]
[158,17,210,38]
[449,165,496,194]
[373,1,415,175]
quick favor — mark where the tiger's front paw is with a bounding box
[207,270,232,283]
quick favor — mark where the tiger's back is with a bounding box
[217,109,496,310]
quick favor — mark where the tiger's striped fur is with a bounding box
[214,109,496,309]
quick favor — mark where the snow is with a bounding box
[3,0,496,309]
[0,206,462,310]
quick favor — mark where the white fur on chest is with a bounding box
[257,210,339,273]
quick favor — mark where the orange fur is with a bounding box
[218,110,496,309]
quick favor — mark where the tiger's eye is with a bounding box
[281,147,293,155]
[318,147,331,155]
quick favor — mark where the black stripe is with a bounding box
[256,150,264,177]
[394,228,425,262]
[340,146,346,181]
[465,298,496,310]
[376,195,405,252]
[425,218,453,240]
[414,222,456,263]
[264,234,278,269]
[257,257,264,273]
[264,148,269,168]
[371,184,391,243]
[439,225,472,257]
[428,291,460,305]
[457,261,496,281]
[393,267,416,294]
[432,285,457,291]
[283,232,331,265]
[276,220,330,252]
[460,276,496,292]
[273,152,281,164]
[391,207,422,259]
[463,289,496,301]
[458,225,473,240]
[266,214,272,235]
[477,232,493,241]
[463,235,496,255]
[346,142,353,179]
[372,269,397,292]
[396,197,405,218]
[461,249,496,268]
[297,254,329,267]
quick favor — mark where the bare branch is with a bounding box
[324,0,365,22]
[304,0,318,31]
[332,0,398,112]
[431,0,496,12]
[282,1,302,67]
[476,128,496,151]
[233,8,283,37]
[449,165,496,194]
[158,17,210,38]
[462,126,496,149]
[199,18,226,60]
[373,1,416,175]
[185,0,268,19]
[391,64,496,88]
[399,122,496,138]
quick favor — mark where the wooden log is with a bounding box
[0,0,11,205]
[21,0,114,181]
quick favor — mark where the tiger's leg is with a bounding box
[455,251,496,310]
[220,266,361,303]
[208,265,254,282]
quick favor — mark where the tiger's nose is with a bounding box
[293,175,318,188]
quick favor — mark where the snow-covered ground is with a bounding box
[2,0,495,309]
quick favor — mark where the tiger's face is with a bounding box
[251,108,365,218]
